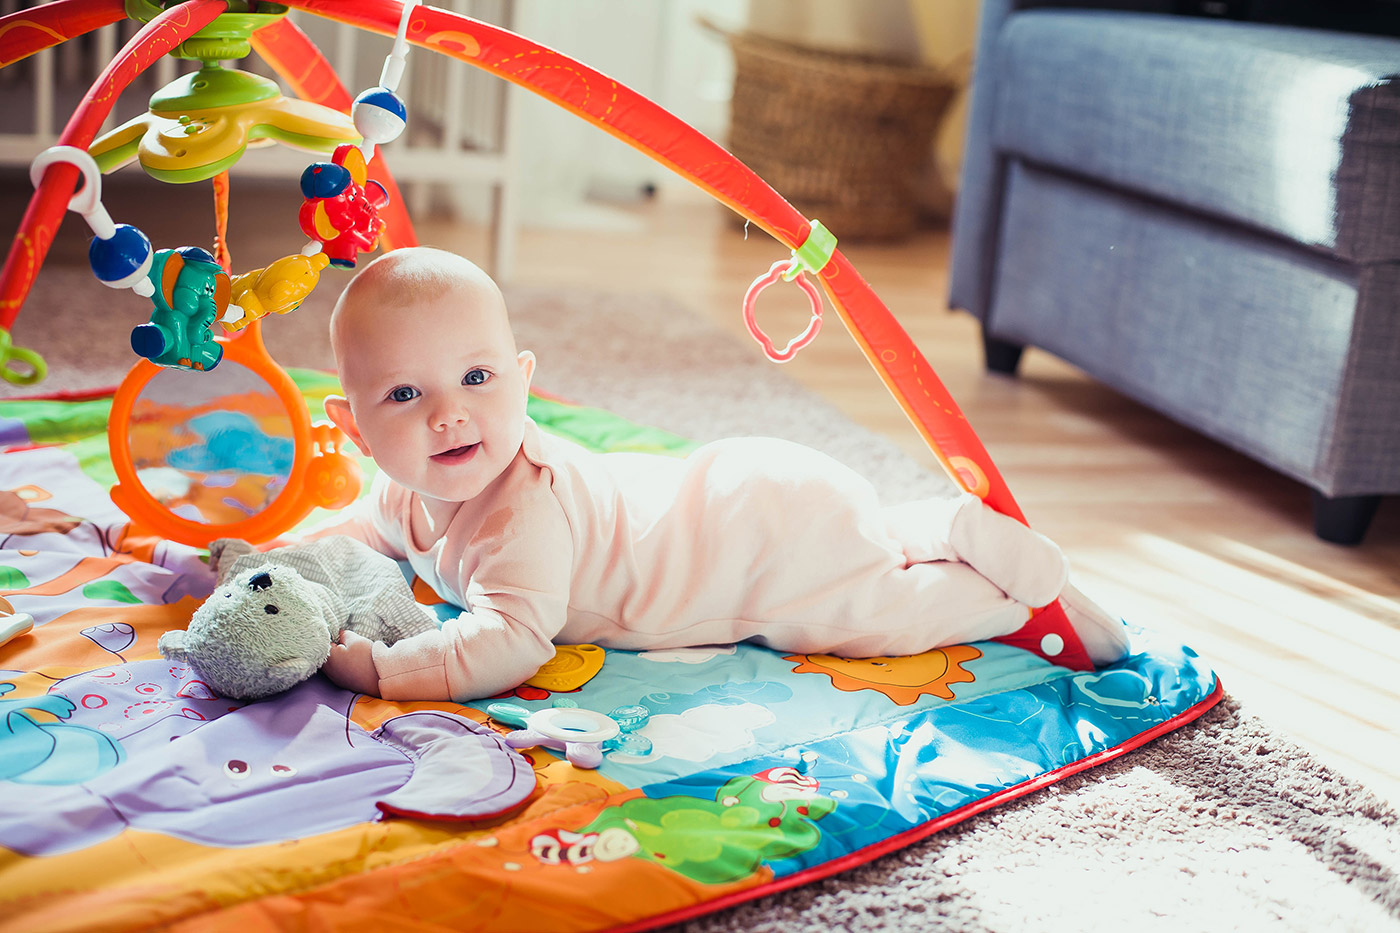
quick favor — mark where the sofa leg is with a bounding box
[983,332,1025,376]
[1311,491,1381,546]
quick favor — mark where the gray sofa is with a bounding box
[949,0,1400,544]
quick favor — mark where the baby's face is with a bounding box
[333,282,534,502]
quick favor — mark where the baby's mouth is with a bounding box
[431,443,480,463]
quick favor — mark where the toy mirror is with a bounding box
[108,320,357,546]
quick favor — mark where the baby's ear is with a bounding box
[158,630,189,662]
[324,395,370,456]
[517,350,536,397]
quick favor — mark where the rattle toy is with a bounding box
[487,699,654,769]
[222,252,331,331]
[298,144,390,269]
[293,5,412,268]
[741,220,836,364]
[0,597,34,650]
[27,0,422,375]
[131,246,229,371]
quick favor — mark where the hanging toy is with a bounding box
[742,221,837,363]
[292,0,414,270]
[29,146,155,297]
[131,246,229,371]
[350,0,414,162]
[298,144,390,269]
[221,251,331,332]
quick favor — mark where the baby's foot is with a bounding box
[1059,582,1130,666]
[948,494,1069,608]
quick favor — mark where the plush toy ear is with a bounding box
[157,630,189,662]
[208,537,258,582]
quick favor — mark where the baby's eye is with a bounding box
[387,385,420,403]
[463,369,490,386]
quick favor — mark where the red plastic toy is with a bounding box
[298,143,389,269]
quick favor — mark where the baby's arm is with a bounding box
[320,588,565,700]
[369,600,563,700]
[322,630,380,695]
[324,492,575,701]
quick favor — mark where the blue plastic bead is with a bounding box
[300,162,351,199]
[88,224,152,287]
[353,87,407,144]
[609,705,650,732]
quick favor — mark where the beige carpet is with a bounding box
[5,266,1400,931]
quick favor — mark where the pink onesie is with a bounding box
[317,420,1041,701]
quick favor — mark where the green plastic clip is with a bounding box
[782,220,837,282]
[0,329,46,386]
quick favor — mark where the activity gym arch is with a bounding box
[0,0,1094,669]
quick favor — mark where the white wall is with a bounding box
[442,0,976,228]
[505,0,749,227]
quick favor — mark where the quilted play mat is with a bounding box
[0,372,1223,932]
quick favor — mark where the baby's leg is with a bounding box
[744,546,1037,659]
[691,440,1124,662]
[885,494,1128,664]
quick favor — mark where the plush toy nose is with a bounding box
[249,572,273,590]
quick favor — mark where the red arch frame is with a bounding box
[0,0,1092,669]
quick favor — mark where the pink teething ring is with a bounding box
[743,259,824,363]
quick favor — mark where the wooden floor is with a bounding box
[421,193,1400,809]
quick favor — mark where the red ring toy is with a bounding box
[743,259,824,363]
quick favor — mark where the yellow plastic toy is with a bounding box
[223,252,331,331]
[524,644,607,692]
[89,63,359,184]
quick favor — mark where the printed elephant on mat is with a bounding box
[0,659,535,856]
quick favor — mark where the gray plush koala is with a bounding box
[159,536,439,700]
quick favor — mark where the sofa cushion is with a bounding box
[992,10,1400,262]
[989,162,1371,492]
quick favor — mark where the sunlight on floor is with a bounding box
[1077,532,1400,811]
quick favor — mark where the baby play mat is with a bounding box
[0,373,1222,933]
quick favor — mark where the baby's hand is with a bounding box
[322,630,381,696]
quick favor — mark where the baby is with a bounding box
[312,246,1128,700]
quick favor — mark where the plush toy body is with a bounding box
[159,536,438,699]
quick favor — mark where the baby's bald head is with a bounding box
[330,247,512,377]
[321,246,537,502]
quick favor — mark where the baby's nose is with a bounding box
[433,403,470,430]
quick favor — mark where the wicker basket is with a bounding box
[719,27,957,240]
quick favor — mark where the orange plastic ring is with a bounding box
[106,321,316,547]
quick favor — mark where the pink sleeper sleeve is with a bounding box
[370,477,576,702]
